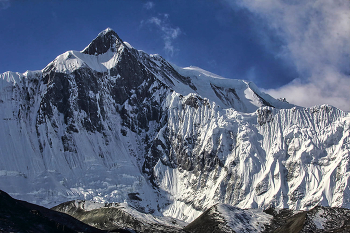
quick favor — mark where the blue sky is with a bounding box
[0,0,349,111]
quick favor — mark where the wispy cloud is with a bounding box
[0,0,10,10]
[224,0,350,111]
[144,1,154,10]
[144,14,182,56]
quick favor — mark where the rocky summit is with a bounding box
[0,28,349,231]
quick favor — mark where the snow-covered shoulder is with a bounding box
[44,48,124,73]
[179,66,227,80]
[171,64,295,112]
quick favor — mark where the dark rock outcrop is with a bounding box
[0,190,105,233]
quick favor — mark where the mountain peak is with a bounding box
[100,27,114,34]
[82,28,123,55]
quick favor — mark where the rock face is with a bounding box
[0,28,349,223]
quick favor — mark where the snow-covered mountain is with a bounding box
[0,28,349,223]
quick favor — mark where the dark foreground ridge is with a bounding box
[0,190,115,233]
[52,200,187,233]
[1,190,350,233]
[184,203,350,233]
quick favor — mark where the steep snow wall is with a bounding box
[154,96,350,221]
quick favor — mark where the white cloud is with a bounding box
[148,17,161,26]
[265,67,350,111]
[144,1,154,10]
[224,0,350,111]
[146,15,182,56]
[0,0,10,10]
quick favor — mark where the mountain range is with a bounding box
[0,28,349,232]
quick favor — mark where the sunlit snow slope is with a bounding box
[0,28,349,222]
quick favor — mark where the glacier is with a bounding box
[0,28,349,223]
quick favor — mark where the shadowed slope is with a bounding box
[0,190,105,233]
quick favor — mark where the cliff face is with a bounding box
[0,28,349,222]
